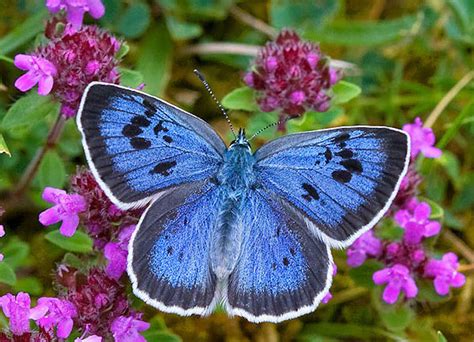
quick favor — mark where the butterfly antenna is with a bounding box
[193,69,237,139]
[248,115,297,141]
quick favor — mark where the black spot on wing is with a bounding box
[332,170,352,183]
[302,183,320,202]
[163,135,173,143]
[336,149,353,159]
[142,99,156,118]
[131,115,151,127]
[150,161,177,176]
[154,120,169,135]
[167,246,173,255]
[130,137,151,150]
[340,159,363,173]
[282,257,289,266]
[324,148,332,163]
[122,124,142,137]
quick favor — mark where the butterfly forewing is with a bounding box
[254,127,409,248]
[77,82,225,209]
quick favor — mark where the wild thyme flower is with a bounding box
[394,200,441,245]
[373,264,418,304]
[346,230,383,267]
[104,225,135,280]
[70,168,141,249]
[244,29,340,120]
[39,187,87,237]
[57,266,135,337]
[0,293,48,336]
[14,54,57,95]
[111,315,150,342]
[391,162,423,211]
[46,0,105,29]
[0,224,5,262]
[321,264,337,304]
[403,117,442,159]
[34,24,121,117]
[37,297,77,339]
[424,252,466,296]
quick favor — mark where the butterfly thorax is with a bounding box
[210,142,256,280]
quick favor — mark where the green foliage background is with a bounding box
[0,0,473,340]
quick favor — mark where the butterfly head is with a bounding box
[229,128,251,151]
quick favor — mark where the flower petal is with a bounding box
[42,187,66,203]
[38,75,54,96]
[29,303,49,320]
[382,284,401,304]
[66,6,86,29]
[13,54,33,70]
[39,207,62,226]
[14,72,40,92]
[373,269,390,285]
[87,0,105,19]
[57,318,74,338]
[451,273,466,288]
[434,277,449,296]
[59,215,80,237]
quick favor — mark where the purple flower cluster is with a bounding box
[46,0,105,29]
[244,29,340,121]
[104,225,135,280]
[13,6,120,118]
[346,118,465,304]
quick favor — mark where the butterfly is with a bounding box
[77,81,410,323]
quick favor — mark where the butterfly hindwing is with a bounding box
[128,180,221,315]
[77,82,225,208]
[226,188,333,323]
[255,126,409,248]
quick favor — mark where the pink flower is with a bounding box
[104,225,135,280]
[39,187,87,237]
[35,23,121,117]
[373,264,418,304]
[244,29,340,122]
[347,230,383,267]
[0,292,48,335]
[395,200,441,244]
[14,54,57,95]
[111,315,150,342]
[46,0,105,29]
[403,117,442,159]
[424,252,465,296]
[37,297,77,338]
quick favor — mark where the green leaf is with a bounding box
[142,331,182,342]
[136,23,173,96]
[379,304,414,332]
[45,230,93,253]
[117,2,151,39]
[116,41,130,59]
[436,151,461,187]
[437,331,448,342]
[37,151,66,189]
[305,14,420,46]
[119,68,144,88]
[0,11,47,54]
[1,92,59,132]
[437,100,474,149]
[221,87,258,111]
[2,238,30,268]
[270,0,340,29]
[348,260,383,288]
[0,134,10,156]
[419,197,444,220]
[13,277,43,296]
[165,16,202,40]
[332,81,362,104]
[0,262,17,286]
[445,0,474,45]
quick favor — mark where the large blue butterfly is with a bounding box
[77,82,410,323]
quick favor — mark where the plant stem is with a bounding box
[442,230,474,264]
[180,42,358,72]
[424,70,474,128]
[229,6,277,38]
[13,114,66,197]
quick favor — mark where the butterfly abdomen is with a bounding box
[210,146,256,279]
